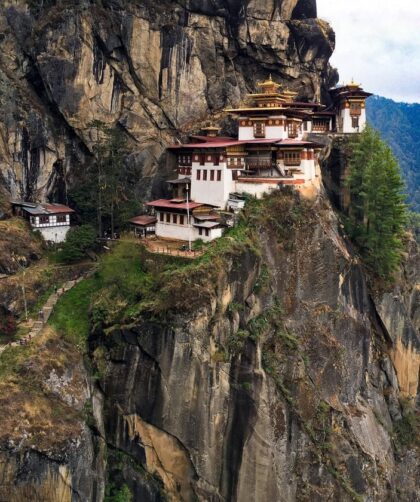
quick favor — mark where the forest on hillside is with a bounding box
[367,96,420,212]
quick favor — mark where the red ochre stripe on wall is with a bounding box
[237,178,305,185]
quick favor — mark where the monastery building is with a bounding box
[143,78,371,243]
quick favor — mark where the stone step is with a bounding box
[43,307,53,322]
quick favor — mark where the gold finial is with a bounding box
[348,78,361,88]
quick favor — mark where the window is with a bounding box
[303,121,308,132]
[57,214,67,223]
[217,170,221,181]
[352,116,359,129]
[312,120,328,133]
[39,215,49,224]
[30,217,36,225]
[159,212,164,222]
[284,151,301,166]
[180,215,184,225]
[350,102,362,116]
[199,228,203,236]
[214,154,219,166]
[172,214,177,224]
[205,229,209,237]
[197,169,201,180]
[203,170,208,181]
[210,170,214,181]
[166,213,170,223]
[232,170,238,181]
[287,123,298,138]
[186,168,191,176]
[254,122,265,138]
[200,155,205,166]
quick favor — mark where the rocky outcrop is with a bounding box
[0,0,335,202]
[89,192,419,501]
[0,326,106,501]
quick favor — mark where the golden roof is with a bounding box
[257,74,282,90]
[347,79,361,88]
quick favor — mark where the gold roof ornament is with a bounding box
[201,124,220,137]
[347,78,361,88]
[257,74,282,94]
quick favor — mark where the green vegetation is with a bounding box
[0,311,17,341]
[407,211,420,242]
[105,484,133,502]
[56,224,97,263]
[367,96,420,212]
[69,123,141,237]
[50,190,310,346]
[393,401,420,449]
[49,278,99,349]
[345,126,408,279]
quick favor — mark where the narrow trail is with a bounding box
[0,274,88,357]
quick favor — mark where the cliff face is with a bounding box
[1,2,419,501]
[0,0,335,202]
[87,192,419,501]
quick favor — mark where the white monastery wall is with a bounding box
[191,163,233,208]
[238,127,255,141]
[235,182,277,199]
[39,225,71,243]
[156,221,193,241]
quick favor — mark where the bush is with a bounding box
[57,225,97,263]
[0,311,17,341]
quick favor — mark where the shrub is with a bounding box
[57,225,97,263]
[0,311,17,341]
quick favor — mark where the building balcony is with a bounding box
[246,160,273,170]
[283,159,302,167]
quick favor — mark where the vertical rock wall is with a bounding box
[0,0,335,202]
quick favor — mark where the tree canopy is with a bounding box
[345,126,408,279]
[69,123,141,237]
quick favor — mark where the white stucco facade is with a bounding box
[38,225,71,243]
[29,214,72,243]
[338,107,367,134]
[190,162,238,209]
[235,181,278,199]
[155,218,222,242]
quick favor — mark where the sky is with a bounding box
[316,0,420,103]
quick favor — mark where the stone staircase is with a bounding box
[0,276,88,356]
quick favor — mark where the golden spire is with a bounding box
[348,78,361,88]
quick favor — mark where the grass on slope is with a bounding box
[49,189,307,345]
[49,278,99,350]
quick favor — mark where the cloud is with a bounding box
[317,0,420,103]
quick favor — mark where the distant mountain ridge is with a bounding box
[367,95,420,211]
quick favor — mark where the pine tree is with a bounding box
[345,126,408,279]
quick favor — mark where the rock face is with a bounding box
[89,192,419,502]
[0,0,335,202]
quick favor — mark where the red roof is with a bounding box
[169,139,242,149]
[129,215,157,226]
[168,137,322,150]
[42,203,75,214]
[146,199,208,210]
[190,135,235,143]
